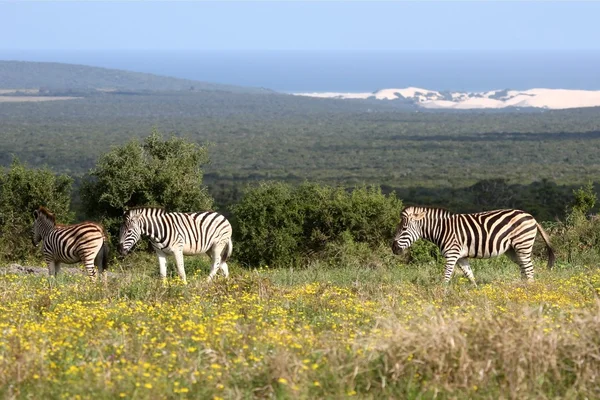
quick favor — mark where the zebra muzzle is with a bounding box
[118,244,128,256]
[391,241,403,255]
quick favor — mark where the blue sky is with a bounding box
[1,1,599,51]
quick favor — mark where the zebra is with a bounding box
[391,206,555,285]
[32,206,110,279]
[118,207,233,283]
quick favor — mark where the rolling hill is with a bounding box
[0,60,273,93]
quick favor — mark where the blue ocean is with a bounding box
[1,50,600,93]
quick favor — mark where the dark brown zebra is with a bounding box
[391,206,555,284]
[118,207,233,283]
[32,206,110,279]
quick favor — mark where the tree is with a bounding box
[468,178,515,210]
[80,129,214,239]
[0,158,72,262]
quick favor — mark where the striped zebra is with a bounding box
[391,206,555,285]
[118,207,233,283]
[32,206,110,279]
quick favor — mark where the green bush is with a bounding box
[404,239,441,266]
[80,129,214,240]
[547,182,600,265]
[317,230,400,271]
[0,159,72,262]
[230,182,403,267]
[571,181,597,215]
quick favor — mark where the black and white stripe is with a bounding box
[392,206,555,284]
[118,207,233,283]
[32,206,109,279]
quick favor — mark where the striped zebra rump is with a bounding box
[392,206,554,284]
[454,209,538,259]
[168,211,232,255]
[43,223,106,263]
[33,206,109,278]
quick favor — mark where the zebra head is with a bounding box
[392,207,427,254]
[32,206,55,246]
[118,213,143,256]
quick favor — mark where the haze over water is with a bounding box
[2,50,599,93]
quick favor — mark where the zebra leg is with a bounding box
[207,242,228,281]
[213,240,230,279]
[457,258,477,286]
[207,253,221,282]
[508,247,535,282]
[220,262,229,278]
[174,249,187,284]
[84,261,97,281]
[443,256,459,284]
[156,251,168,281]
[47,261,57,277]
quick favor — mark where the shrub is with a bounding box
[571,181,597,215]
[230,182,303,267]
[547,182,600,265]
[231,182,403,267]
[404,239,441,265]
[80,129,214,240]
[0,158,72,262]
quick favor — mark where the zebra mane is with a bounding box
[403,206,453,218]
[124,206,167,217]
[35,206,56,223]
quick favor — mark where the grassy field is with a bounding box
[1,255,600,399]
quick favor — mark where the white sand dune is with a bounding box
[293,88,600,110]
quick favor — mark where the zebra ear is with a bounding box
[413,211,427,221]
[33,210,38,219]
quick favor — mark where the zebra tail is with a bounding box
[536,222,555,269]
[221,238,233,262]
[95,241,110,272]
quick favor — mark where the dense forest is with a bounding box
[2,61,600,221]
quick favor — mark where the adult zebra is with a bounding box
[391,206,555,285]
[32,206,110,279]
[118,207,233,283]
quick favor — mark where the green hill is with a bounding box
[0,60,272,93]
